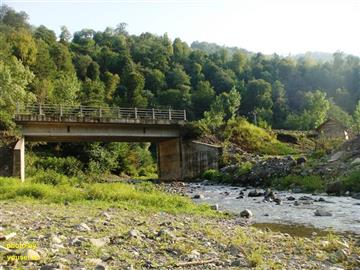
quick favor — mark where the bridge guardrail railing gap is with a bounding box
[14,104,187,123]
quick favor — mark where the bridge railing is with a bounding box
[15,104,187,122]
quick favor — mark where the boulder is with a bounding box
[314,209,332,216]
[193,194,205,199]
[240,209,253,218]
[248,190,263,197]
[296,156,307,165]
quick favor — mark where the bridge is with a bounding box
[10,104,220,182]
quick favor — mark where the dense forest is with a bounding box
[2,6,360,133]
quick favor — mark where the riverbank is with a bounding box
[1,201,360,269]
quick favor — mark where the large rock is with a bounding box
[314,209,332,216]
[328,151,344,162]
[193,194,205,199]
[240,209,253,218]
[248,190,263,197]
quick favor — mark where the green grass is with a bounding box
[224,118,297,155]
[272,175,325,192]
[0,177,220,216]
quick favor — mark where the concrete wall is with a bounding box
[158,139,221,181]
[181,141,221,180]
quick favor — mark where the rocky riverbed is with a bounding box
[184,182,360,235]
[1,201,360,269]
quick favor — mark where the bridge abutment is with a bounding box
[158,139,221,181]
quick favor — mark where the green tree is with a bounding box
[0,56,35,129]
[51,72,80,105]
[191,80,215,118]
[353,100,360,134]
[242,79,273,125]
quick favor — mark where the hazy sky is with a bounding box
[4,0,360,55]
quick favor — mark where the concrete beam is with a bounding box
[13,138,25,182]
[18,122,181,142]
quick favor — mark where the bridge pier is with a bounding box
[13,138,25,182]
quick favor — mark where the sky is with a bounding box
[3,0,360,56]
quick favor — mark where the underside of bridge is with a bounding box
[11,120,221,182]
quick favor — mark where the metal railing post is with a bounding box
[134,107,138,119]
[39,104,43,115]
[79,105,83,117]
[169,108,172,120]
[152,108,155,120]
[118,107,121,118]
[60,105,63,117]
[183,110,187,121]
[99,107,102,118]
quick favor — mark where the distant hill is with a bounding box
[191,42,341,63]
[292,52,337,63]
[191,41,252,56]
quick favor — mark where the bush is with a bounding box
[202,169,231,183]
[34,156,83,177]
[235,161,253,177]
[340,170,360,193]
[272,175,325,192]
[31,170,76,186]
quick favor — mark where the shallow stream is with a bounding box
[187,183,360,235]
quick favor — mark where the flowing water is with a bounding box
[187,183,360,235]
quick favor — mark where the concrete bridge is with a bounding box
[10,104,220,181]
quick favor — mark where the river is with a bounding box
[187,183,360,235]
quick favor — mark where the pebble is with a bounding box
[89,238,108,248]
[211,204,219,211]
[76,223,91,232]
[128,229,141,238]
[22,249,41,261]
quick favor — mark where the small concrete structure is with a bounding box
[315,118,350,140]
[13,138,25,182]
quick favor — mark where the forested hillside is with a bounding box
[1,5,360,132]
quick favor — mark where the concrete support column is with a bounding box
[13,138,25,182]
[157,138,182,181]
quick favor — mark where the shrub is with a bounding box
[235,161,253,177]
[34,156,83,177]
[202,169,231,183]
[272,175,325,192]
[340,170,360,192]
[31,170,76,186]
